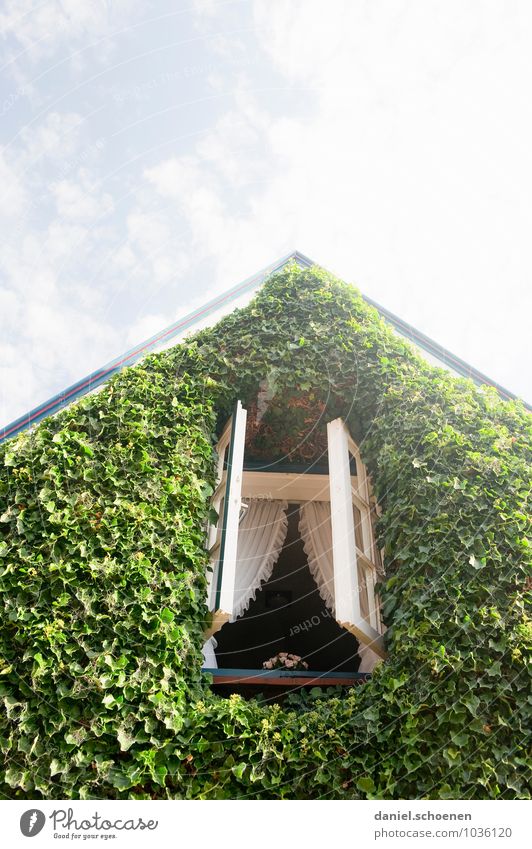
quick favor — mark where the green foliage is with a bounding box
[0,264,530,799]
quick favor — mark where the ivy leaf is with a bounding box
[160,608,174,624]
[232,763,247,780]
[451,732,469,747]
[117,727,136,752]
[438,784,457,799]
[356,776,375,794]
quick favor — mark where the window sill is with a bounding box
[203,668,370,687]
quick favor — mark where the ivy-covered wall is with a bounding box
[0,264,530,799]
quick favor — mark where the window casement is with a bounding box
[204,401,386,665]
[326,418,384,657]
[205,400,248,639]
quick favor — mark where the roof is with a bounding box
[1,251,528,444]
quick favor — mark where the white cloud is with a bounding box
[0,288,22,326]
[123,208,190,281]
[143,158,193,199]
[20,111,83,164]
[0,117,119,426]
[191,0,218,17]
[51,170,114,221]
[0,0,139,63]
[0,151,28,217]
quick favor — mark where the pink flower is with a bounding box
[285,660,294,668]
[263,660,273,669]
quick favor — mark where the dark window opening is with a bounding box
[213,505,361,675]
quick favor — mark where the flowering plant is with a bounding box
[262,652,309,671]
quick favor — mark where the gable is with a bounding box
[1,253,528,446]
[0,263,529,800]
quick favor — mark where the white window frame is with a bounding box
[204,400,247,638]
[327,418,385,658]
[205,406,386,660]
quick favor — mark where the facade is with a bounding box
[0,261,529,800]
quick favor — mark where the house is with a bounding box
[0,257,529,800]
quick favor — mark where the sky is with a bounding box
[1,0,531,429]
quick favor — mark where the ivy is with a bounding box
[0,264,530,799]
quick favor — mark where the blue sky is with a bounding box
[1,0,531,427]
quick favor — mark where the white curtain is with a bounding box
[299,500,380,672]
[232,498,289,620]
[299,501,372,621]
[202,636,218,668]
[298,501,336,615]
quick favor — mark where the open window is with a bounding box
[203,401,386,691]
